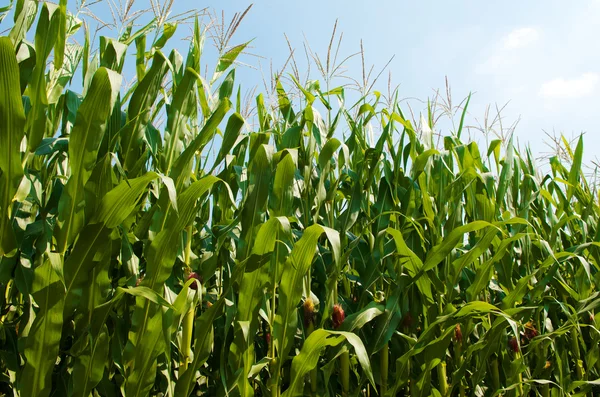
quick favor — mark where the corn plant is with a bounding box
[0,1,599,396]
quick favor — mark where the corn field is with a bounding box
[1,1,599,396]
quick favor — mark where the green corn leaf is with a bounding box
[164,67,201,173]
[0,36,26,255]
[175,297,226,397]
[8,0,37,46]
[387,228,433,302]
[124,309,166,397]
[456,92,471,140]
[55,67,122,252]
[126,176,225,394]
[20,253,65,397]
[422,221,496,273]
[339,301,385,332]
[282,329,375,396]
[271,149,298,217]
[91,172,158,227]
[213,112,245,172]
[211,41,251,84]
[63,172,158,313]
[53,0,67,69]
[121,51,168,173]
[70,325,110,397]
[232,216,292,389]
[567,135,584,201]
[273,224,339,373]
[170,98,231,188]
[26,2,61,153]
[496,135,514,207]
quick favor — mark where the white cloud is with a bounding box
[503,28,540,50]
[539,73,599,99]
[475,54,516,74]
[476,27,540,74]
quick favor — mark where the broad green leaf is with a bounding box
[55,67,122,252]
[213,112,245,171]
[91,172,158,227]
[339,301,385,332]
[387,228,433,302]
[170,98,231,188]
[121,51,168,173]
[282,329,375,396]
[126,176,225,395]
[422,221,495,272]
[164,67,201,173]
[8,0,37,46]
[20,253,65,397]
[567,135,583,201]
[70,325,110,397]
[211,41,250,84]
[175,297,225,396]
[26,2,61,153]
[273,224,339,374]
[0,36,26,255]
[53,0,67,69]
[271,149,297,217]
[496,135,514,206]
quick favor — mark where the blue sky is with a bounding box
[181,0,600,165]
[5,0,600,166]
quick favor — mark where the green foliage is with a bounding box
[0,2,599,396]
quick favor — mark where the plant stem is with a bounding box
[180,226,195,372]
[437,361,448,396]
[180,308,194,372]
[380,342,388,396]
[491,357,500,391]
[307,322,317,396]
[514,350,524,396]
[571,328,584,380]
[455,340,466,397]
[541,383,550,397]
[340,349,350,397]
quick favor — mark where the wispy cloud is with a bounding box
[502,28,540,50]
[476,27,540,74]
[539,73,599,99]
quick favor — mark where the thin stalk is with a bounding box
[541,383,550,397]
[340,349,350,397]
[0,279,14,324]
[269,230,281,397]
[565,294,584,380]
[570,329,584,380]
[306,321,317,396]
[180,307,194,372]
[380,342,388,395]
[491,356,500,391]
[514,350,524,396]
[437,361,448,396]
[180,226,195,372]
[455,340,466,397]
[333,277,348,396]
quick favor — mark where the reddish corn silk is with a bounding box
[135,275,144,287]
[401,313,413,328]
[187,271,202,290]
[454,324,463,344]
[524,321,538,341]
[508,336,519,353]
[265,333,271,345]
[332,304,345,329]
[303,298,316,327]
